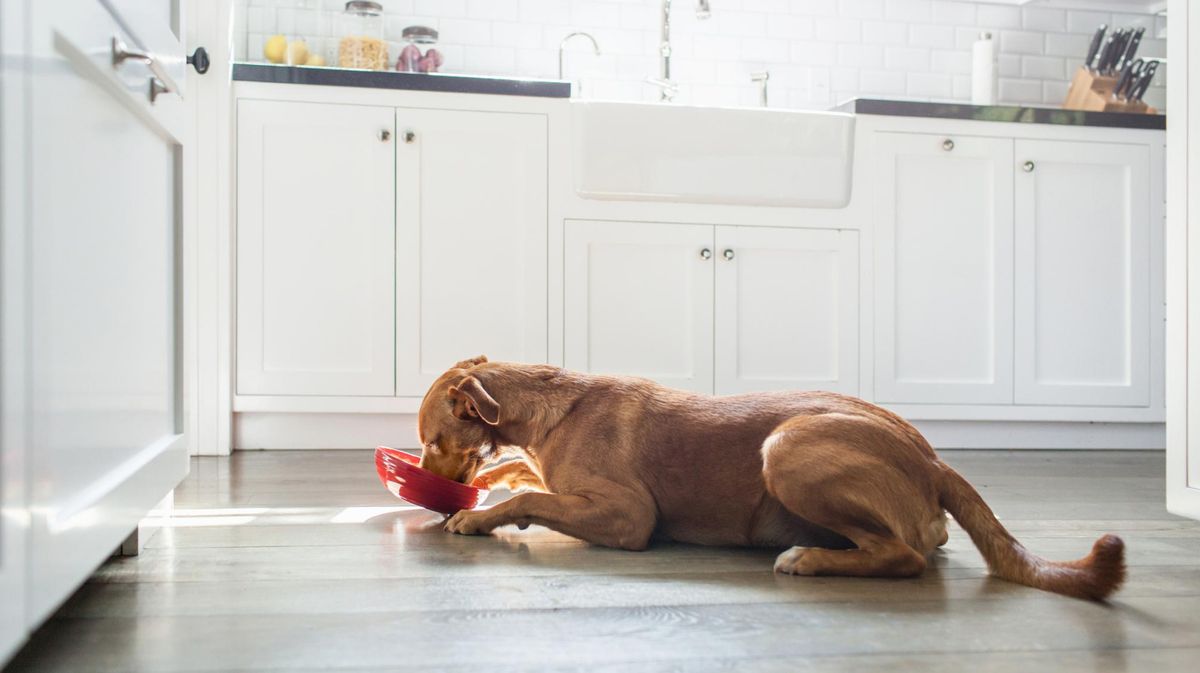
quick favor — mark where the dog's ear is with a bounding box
[448,376,500,426]
[452,355,488,370]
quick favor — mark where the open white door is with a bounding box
[1168,0,1200,519]
[0,0,31,661]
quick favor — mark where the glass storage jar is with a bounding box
[337,1,387,71]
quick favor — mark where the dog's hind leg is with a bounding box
[761,414,943,578]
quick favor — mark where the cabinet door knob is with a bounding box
[404,130,416,143]
[699,248,712,260]
[1023,160,1035,172]
[723,249,735,261]
[942,138,955,151]
[378,129,391,141]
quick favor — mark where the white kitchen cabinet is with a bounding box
[873,132,1015,405]
[564,220,715,394]
[0,0,28,661]
[236,100,397,396]
[23,0,190,630]
[395,108,548,396]
[1014,139,1152,407]
[715,226,859,395]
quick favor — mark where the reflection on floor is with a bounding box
[7,449,1200,672]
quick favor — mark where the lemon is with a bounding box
[286,40,309,66]
[263,34,287,63]
[305,53,326,67]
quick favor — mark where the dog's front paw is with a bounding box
[444,509,495,536]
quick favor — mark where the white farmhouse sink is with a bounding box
[570,101,855,208]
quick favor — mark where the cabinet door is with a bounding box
[874,132,1015,404]
[395,108,548,396]
[564,220,714,394]
[236,100,396,396]
[1,0,29,659]
[25,0,189,626]
[1014,140,1151,406]
[715,227,859,395]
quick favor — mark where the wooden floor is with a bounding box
[7,450,1200,672]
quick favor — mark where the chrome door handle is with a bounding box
[111,36,180,103]
[723,249,735,261]
[1023,161,1035,172]
[699,248,712,260]
[942,138,955,151]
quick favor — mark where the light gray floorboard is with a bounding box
[6,450,1200,673]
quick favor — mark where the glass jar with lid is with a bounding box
[337,1,387,71]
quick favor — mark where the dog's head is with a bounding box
[417,355,502,484]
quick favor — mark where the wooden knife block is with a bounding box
[1063,66,1157,114]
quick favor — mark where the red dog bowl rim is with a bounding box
[374,445,488,514]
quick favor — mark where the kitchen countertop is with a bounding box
[836,97,1165,130]
[232,63,572,98]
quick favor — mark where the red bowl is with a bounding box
[374,446,489,515]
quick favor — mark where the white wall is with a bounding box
[236,0,1167,110]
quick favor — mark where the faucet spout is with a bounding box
[558,32,602,96]
[657,0,711,102]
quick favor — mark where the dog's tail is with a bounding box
[938,465,1125,601]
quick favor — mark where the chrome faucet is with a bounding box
[751,71,769,107]
[558,31,601,96]
[650,0,712,102]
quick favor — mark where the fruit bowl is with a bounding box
[374,446,489,515]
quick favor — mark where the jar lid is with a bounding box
[402,25,439,44]
[345,1,383,15]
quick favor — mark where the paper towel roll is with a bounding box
[972,32,996,105]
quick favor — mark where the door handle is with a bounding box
[187,46,210,75]
[111,36,180,102]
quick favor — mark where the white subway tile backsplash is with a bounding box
[1045,32,1090,58]
[767,14,814,40]
[907,72,952,99]
[858,69,906,95]
[931,49,970,74]
[999,78,1042,103]
[840,0,885,20]
[998,53,1020,78]
[885,47,929,72]
[520,0,568,25]
[1022,8,1065,33]
[416,0,464,18]
[1000,30,1043,56]
[1043,80,1069,105]
[469,0,519,21]
[931,1,974,26]
[1065,10,1111,35]
[908,24,956,49]
[863,20,908,46]
[233,0,1163,111]
[815,17,862,43]
[790,41,836,66]
[440,18,491,45]
[837,43,884,68]
[570,0,621,28]
[884,0,932,23]
[977,4,1020,30]
[1022,55,1064,80]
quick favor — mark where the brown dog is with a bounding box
[418,356,1126,601]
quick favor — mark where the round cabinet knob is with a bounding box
[1023,160,1035,172]
[378,129,391,142]
[723,249,735,261]
[699,248,712,260]
[187,46,210,74]
[942,138,955,151]
[404,130,416,143]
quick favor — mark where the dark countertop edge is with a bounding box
[232,63,572,99]
[836,98,1165,131]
